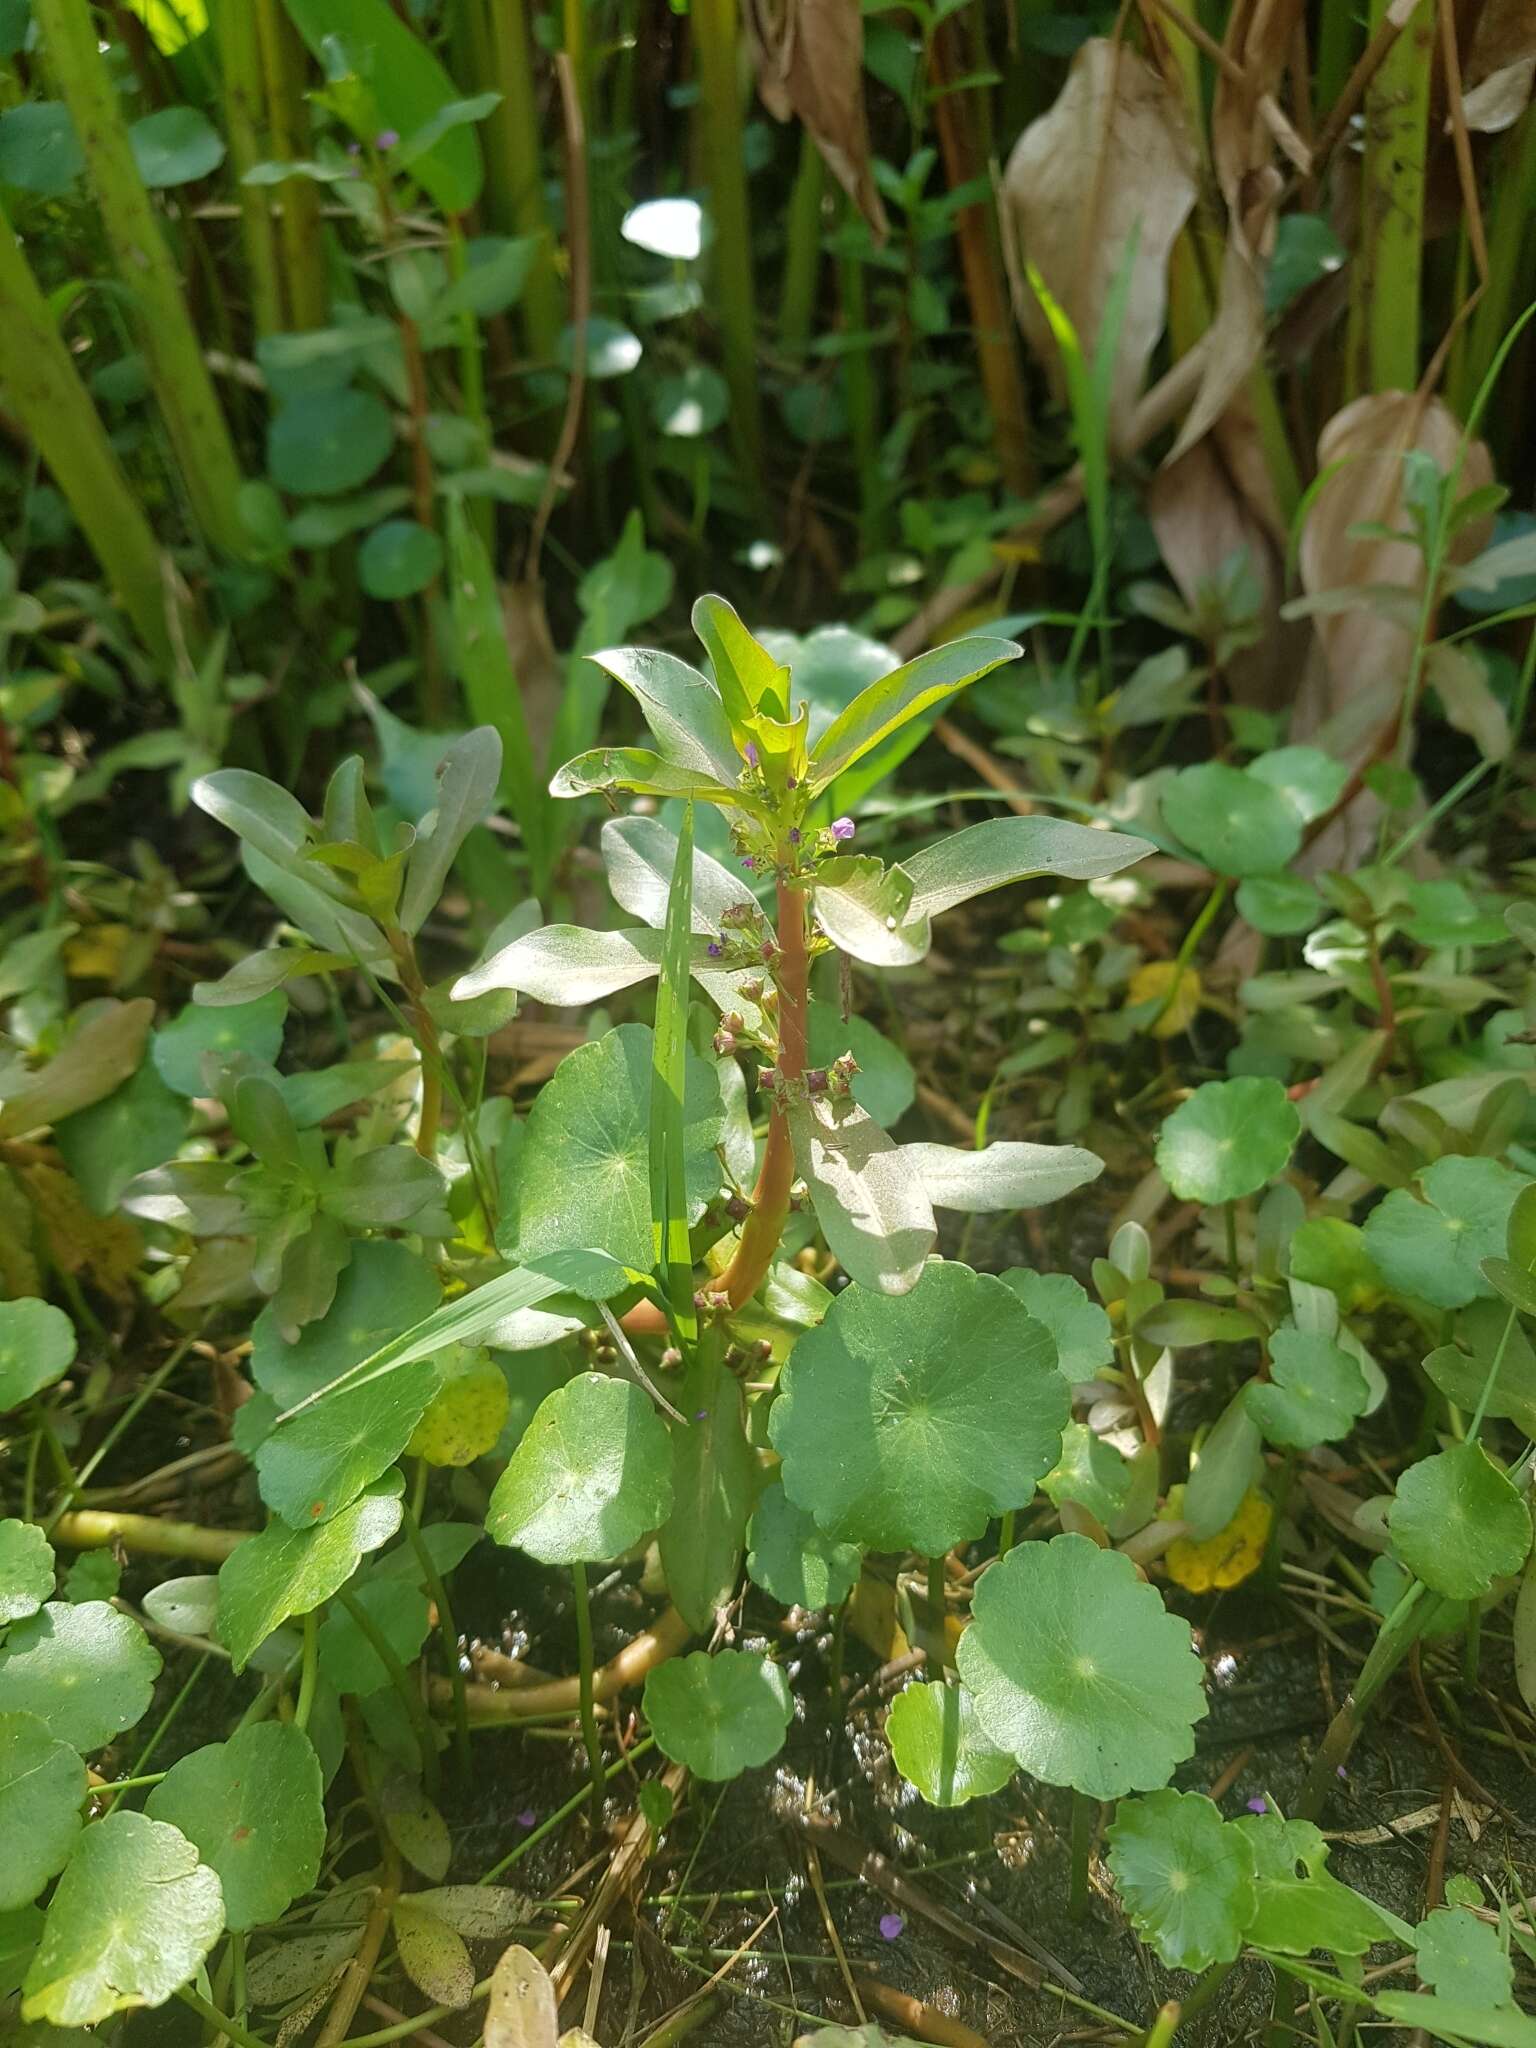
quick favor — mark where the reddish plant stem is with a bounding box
[623,873,809,1337]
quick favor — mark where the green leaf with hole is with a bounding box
[1156,1077,1300,1205]
[956,1533,1206,1799]
[1161,762,1303,877]
[746,1480,861,1612]
[0,1602,159,1755]
[886,1680,1013,1808]
[513,1026,723,1274]
[21,1810,224,2027]
[1245,1326,1369,1449]
[1389,1443,1532,1600]
[0,1298,77,1411]
[1107,1791,1256,1970]
[0,1712,85,1910]
[770,1261,1067,1555]
[146,1722,325,1931]
[1236,1813,1396,1955]
[0,1520,54,1624]
[643,1649,792,1780]
[217,1473,404,1671]
[487,1373,673,1565]
[1363,1158,1526,1311]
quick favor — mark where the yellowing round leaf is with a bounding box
[1165,1487,1272,1593]
[1128,960,1203,1038]
[406,1349,509,1466]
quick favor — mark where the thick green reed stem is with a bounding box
[0,193,175,663]
[35,0,253,559]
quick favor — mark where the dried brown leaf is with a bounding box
[1464,0,1536,130]
[746,0,887,236]
[0,998,155,1138]
[485,1942,560,2048]
[1002,38,1198,444]
[1164,227,1268,465]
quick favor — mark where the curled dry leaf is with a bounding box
[485,1941,559,2048]
[746,0,886,237]
[1002,39,1197,445]
[1164,229,1268,467]
[1294,393,1495,844]
[1461,0,1536,132]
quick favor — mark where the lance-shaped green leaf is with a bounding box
[1156,1076,1300,1205]
[217,1474,404,1672]
[1235,1814,1397,1955]
[811,857,930,967]
[770,1261,1067,1554]
[643,1649,792,1780]
[398,726,502,935]
[1107,1791,1257,1970]
[0,1602,159,1755]
[1183,1392,1264,1540]
[886,1680,1014,1808]
[659,1362,753,1632]
[0,1712,85,1910]
[806,637,1020,791]
[601,815,747,933]
[747,1480,861,1612]
[487,1373,673,1565]
[549,746,745,807]
[22,1810,223,2027]
[903,814,1154,920]
[1372,1995,1536,2046]
[0,1519,55,1623]
[513,1026,723,1274]
[146,1722,325,1931]
[192,768,315,869]
[585,645,741,782]
[787,1095,936,1294]
[956,1534,1206,1799]
[243,845,391,969]
[454,924,669,1007]
[693,595,791,727]
[1389,1443,1532,1600]
[903,1140,1104,1213]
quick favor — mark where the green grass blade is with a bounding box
[650,803,698,1343]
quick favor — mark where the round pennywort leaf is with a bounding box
[1156,1077,1299,1206]
[769,1261,1068,1556]
[146,1722,325,1931]
[1107,1790,1256,1970]
[358,519,444,600]
[955,1534,1206,1799]
[746,1481,861,1612]
[487,1373,673,1566]
[1162,762,1303,877]
[0,1298,77,1411]
[0,1602,160,1755]
[886,1680,1013,1808]
[0,1711,85,1910]
[1389,1443,1532,1600]
[643,1650,791,1780]
[0,1519,54,1624]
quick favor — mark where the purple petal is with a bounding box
[707,942,723,958]
[1246,1796,1267,1814]
[830,816,855,842]
[516,1808,537,1828]
[376,128,400,150]
[744,743,759,768]
[878,1912,904,1942]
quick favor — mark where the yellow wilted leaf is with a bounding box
[407,1350,509,1467]
[18,1164,143,1301]
[1165,1487,1272,1594]
[1128,959,1203,1038]
[63,924,139,983]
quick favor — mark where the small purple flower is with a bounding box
[346,141,362,157]
[1246,1796,1267,1815]
[694,1408,708,1421]
[741,856,756,871]
[707,941,723,958]
[830,816,855,843]
[743,742,759,769]
[788,828,801,846]
[375,128,400,150]
[1337,1765,1347,1779]
[878,1913,904,1942]
[786,775,798,790]
[516,1808,537,1829]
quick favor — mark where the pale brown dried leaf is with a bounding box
[1002,39,1198,444]
[1464,0,1536,130]
[1164,228,1268,465]
[485,1942,560,2048]
[746,0,887,236]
